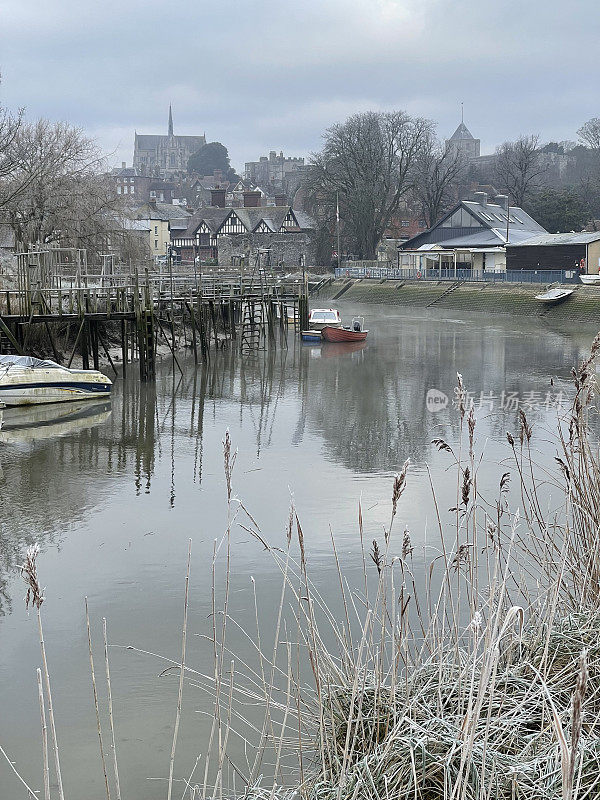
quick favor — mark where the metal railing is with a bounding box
[335,266,578,285]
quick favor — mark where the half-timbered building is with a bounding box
[172,203,314,266]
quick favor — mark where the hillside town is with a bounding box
[1,103,599,281]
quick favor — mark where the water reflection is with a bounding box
[0,304,597,799]
[0,308,592,582]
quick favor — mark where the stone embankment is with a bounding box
[314,278,600,324]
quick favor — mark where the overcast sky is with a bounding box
[1,0,598,172]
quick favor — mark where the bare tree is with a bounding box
[494,134,546,207]
[578,118,600,154]
[3,119,139,264]
[306,111,431,260]
[0,103,31,209]
[413,134,465,227]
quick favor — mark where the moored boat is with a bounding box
[321,317,368,342]
[580,275,600,285]
[308,308,342,331]
[0,355,112,406]
[534,288,574,304]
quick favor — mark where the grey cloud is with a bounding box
[1,0,598,170]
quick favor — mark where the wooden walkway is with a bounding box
[0,265,310,380]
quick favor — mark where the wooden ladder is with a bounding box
[139,310,156,379]
[240,300,264,352]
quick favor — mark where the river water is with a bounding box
[0,301,597,799]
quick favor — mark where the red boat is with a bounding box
[321,317,368,343]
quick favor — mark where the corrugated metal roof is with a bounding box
[507,232,600,247]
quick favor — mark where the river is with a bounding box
[0,301,597,798]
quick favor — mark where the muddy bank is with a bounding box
[313,278,600,324]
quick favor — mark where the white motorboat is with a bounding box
[580,275,600,285]
[0,355,112,406]
[534,288,574,304]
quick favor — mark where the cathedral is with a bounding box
[133,107,206,177]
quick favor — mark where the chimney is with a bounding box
[243,190,261,208]
[494,194,509,211]
[473,191,488,206]
[121,162,126,169]
[211,188,226,208]
[274,194,287,207]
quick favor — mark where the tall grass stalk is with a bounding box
[167,538,192,800]
[86,597,111,800]
[103,617,122,800]
[37,667,50,800]
[21,545,65,800]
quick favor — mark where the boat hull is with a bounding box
[580,275,600,285]
[534,288,574,303]
[301,330,322,342]
[0,369,112,406]
[321,326,368,343]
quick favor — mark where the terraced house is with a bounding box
[172,190,315,267]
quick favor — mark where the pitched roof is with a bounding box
[150,203,192,220]
[184,207,231,236]
[430,229,542,248]
[183,205,315,237]
[294,209,316,229]
[462,201,545,232]
[401,196,547,250]
[134,133,206,150]
[507,232,600,247]
[448,122,476,141]
[111,167,140,177]
[170,218,191,231]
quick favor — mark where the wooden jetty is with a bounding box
[0,248,310,380]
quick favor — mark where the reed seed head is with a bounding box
[21,544,44,610]
[391,459,409,519]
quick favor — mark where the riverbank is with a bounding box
[315,278,600,323]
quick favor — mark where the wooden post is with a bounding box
[121,319,127,377]
[81,318,90,370]
[229,299,236,340]
[91,321,100,371]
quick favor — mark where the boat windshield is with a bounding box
[0,355,62,370]
[310,311,338,322]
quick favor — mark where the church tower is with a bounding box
[168,104,174,137]
[445,108,480,161]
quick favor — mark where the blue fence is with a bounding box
[334,266,577,285]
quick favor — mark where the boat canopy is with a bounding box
[0,355,63,369]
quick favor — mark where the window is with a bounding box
[130,187,134,195]
[154,240,158,249]
[401,220,410,227]
[117,186,121,194]
[154,226,158,234]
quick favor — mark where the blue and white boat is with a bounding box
[0,355,112,406]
